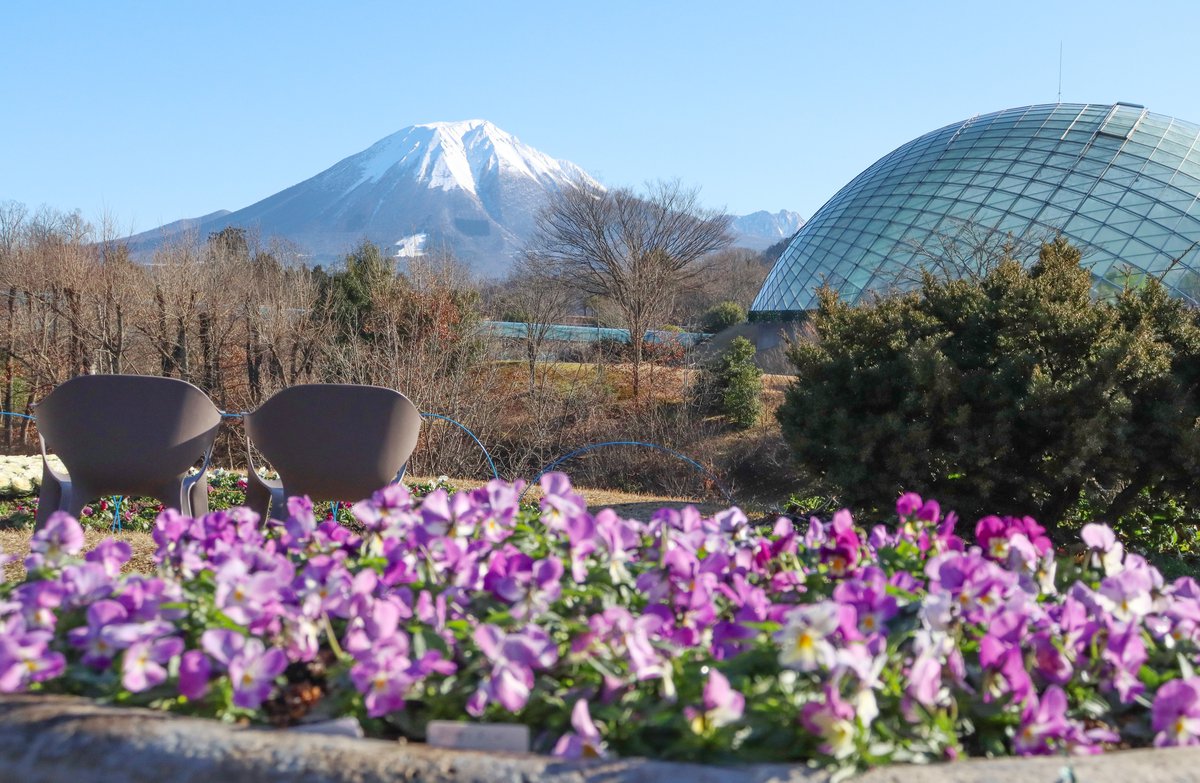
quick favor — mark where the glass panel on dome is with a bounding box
[1090,136,1125,157]
[1069,225,1102,246]
[960,185,992,204]
[1133,224,1174,247]
[1063,210,1102,231]
[1149,202,1182,222]
[1121,241,1161,266]
[994,175,1029,194]
[1054,191,1085,212]
[1011,199,1046,219]
[1121,140,1156,157]
[1089,181,1126,204]
[1158,137,1191,158]
[1022,181,1058,200]
[1098,104,1146,140]
[1072,156,1109,177]
[1155,233,1194,258]
[1138,114,1170,135]
[1142,161,1177,182]
[1101,166,1139,187]
[1106,211,1144,233]
[1161,187,1197,211]
[847,267,873,288]
[1076,202,1115,224]
[986,193,1018,213]
[1095,225,1129,246]
[947,201,978,220]
[1045,152,1079,170]
[1038,204,1072,225]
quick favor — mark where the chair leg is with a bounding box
[34,467,63,528]
[244,475,272,524]
[269,487,288,522]
[188,478,209,517]
[61,482,98,523]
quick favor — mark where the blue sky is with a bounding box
[4,0,1200,234]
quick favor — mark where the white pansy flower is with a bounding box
[776,603,840,672]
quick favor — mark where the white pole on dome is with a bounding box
[1057,42,1063,104]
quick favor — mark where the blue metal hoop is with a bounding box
[420,413,499,479]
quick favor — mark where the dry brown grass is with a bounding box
[1,527,157,583]
[493,360,792,408]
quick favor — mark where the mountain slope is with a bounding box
[126,120,599,275]
[125,121,800,274]
[729,210,805,251]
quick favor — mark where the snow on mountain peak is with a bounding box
[124,118,798,278]
[347,119,593,197]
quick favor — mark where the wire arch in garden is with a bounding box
[522,440,733,505]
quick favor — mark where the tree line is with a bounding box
[0,190,780,497]
[0,203,502,477]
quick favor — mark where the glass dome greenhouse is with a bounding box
[751,103,1200,317]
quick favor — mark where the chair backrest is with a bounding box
[36,374,222,497]
[244,384,422,502]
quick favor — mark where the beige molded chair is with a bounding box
[243,384,422,522]
[34,374,222,527]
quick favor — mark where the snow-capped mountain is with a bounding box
[125,120,800,274]
[126,120,599,276]
[729,210,806,251]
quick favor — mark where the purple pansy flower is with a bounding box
[350,639,415,717]
[1013,685,1071,755]
[123,636,184,692]
[553,698,606,759]
[227,638,288,709]
[27,511,85,570]
[179,650,212,700]
[0,627,65,692]
[1153,678,1200,746]
[467,624,557,715]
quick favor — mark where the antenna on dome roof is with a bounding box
[1057,42,1063,103]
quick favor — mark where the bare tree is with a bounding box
[895,218,1052,289]
[525,179,731,399]
[506,255,576,393]
[676,246,772,327]
[0,201,29,256]
[0,202,27,450]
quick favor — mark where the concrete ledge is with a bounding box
[0,695,1198,783]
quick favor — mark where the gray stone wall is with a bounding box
[0,695,1196,783]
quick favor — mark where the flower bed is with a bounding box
[0,467,366,530]
[1,475,1198,774]
[0,455,64,499]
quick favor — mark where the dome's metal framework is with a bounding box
[752,103,1200,316]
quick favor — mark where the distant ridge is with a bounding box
[125,120,596,275]
[125,121,801,274]
[729,210,805,250]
